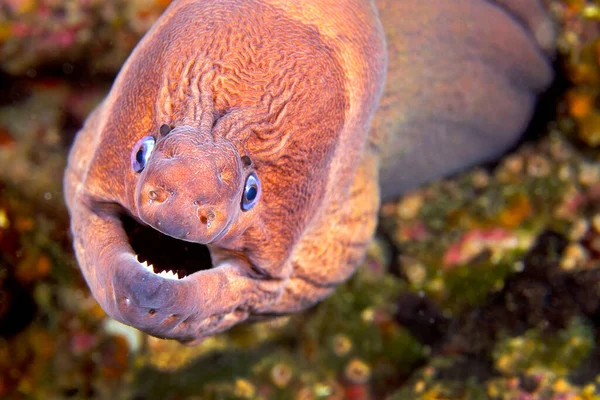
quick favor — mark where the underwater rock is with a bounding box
[0,0,171,76]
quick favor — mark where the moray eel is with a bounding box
[63,0,554,343]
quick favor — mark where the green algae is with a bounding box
[493,318,595,377]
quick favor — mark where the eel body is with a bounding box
[63,0,554,342]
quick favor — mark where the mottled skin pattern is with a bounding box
[63,0,554,342]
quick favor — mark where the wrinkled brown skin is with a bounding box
[63,0,554,343]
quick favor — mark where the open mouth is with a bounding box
[120,212,213,280]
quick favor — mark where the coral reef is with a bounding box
[0,0,170,76]
[0,0,599,399]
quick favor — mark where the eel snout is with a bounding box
[134,126,243,243]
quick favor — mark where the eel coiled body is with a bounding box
[64,0,555,342]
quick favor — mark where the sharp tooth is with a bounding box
[156,269,181,280]
[158,270,175,280]
[137,257,181,279]
[138,259,154,273]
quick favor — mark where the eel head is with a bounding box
[63,0,387,343]
[66,122,279,343]
[133,125,252,245]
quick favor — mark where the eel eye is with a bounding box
[241,173,260,211]
[131,136,156,173]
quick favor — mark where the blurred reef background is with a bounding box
[1,0,600,399]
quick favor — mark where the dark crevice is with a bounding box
[394,291,450,347]
[0,71,33,107]
[120,213,213,279]
[375,222,403,279]
[0,275,37,338]
[61,109,85,149]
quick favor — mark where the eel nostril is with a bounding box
[198,209,216,226]
[146,188,170,204]
[207,210,216,223]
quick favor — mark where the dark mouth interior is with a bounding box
[120,213,213,279]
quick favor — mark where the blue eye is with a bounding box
[242,173,260,211]
[131,136,155,173]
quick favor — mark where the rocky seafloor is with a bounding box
[1,0,600,399]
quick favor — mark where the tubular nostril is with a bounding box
[146,188,170,204]
[197,209,216,226]
[207,210,215,222]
